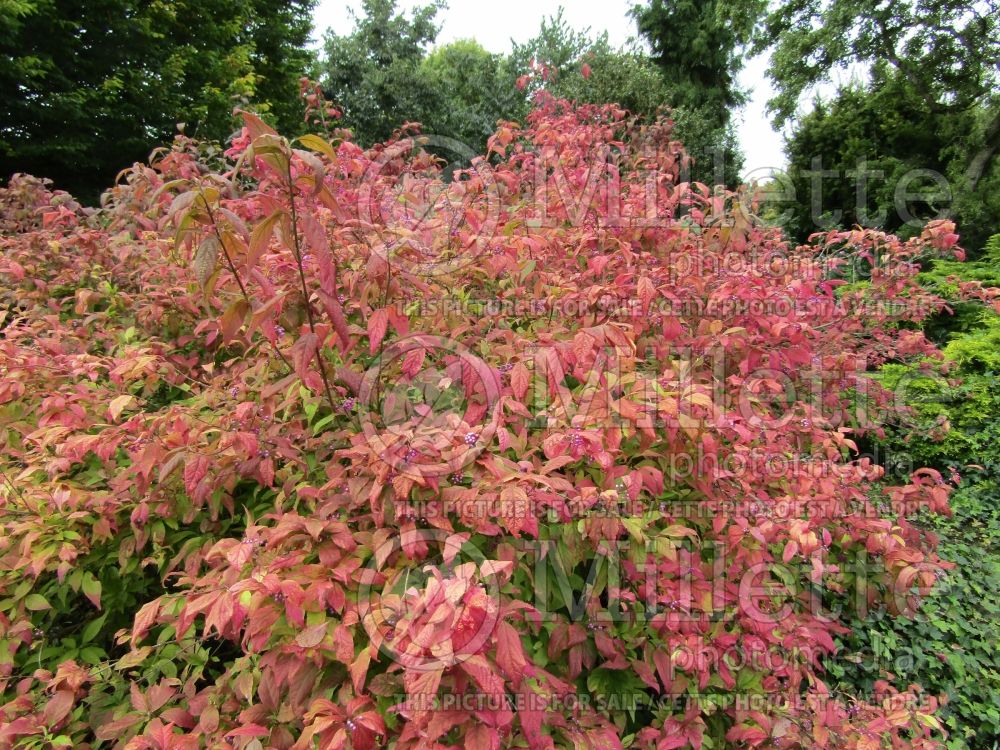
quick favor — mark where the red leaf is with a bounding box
[290,332,319,380]
[510,362,531,400]
[401,347,425,378]
[220,299,249,342]
[131,600,162,645]
[300,211,329,256]
[320,291,351,352]
[493,620,528,685]
[466,724,500,750]
[259,456,275,487]
[782,541,799,563]
[237,110,278,140]
[367,308,389,354]
[227,723,271,738]
[404,667,442,698]
[42,690,74,726]
[94,714,143,741]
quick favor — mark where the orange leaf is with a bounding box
[296,621,328,648]
[108,394,135,422]
[349,645,371,693]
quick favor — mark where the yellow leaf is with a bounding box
[193,236,220,288]
[661,524,698,540]
[116,647,152,670]
[248,211,283,267]
[109,394,135,421]
[297,133,337,160]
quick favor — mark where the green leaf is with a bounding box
[24,594,50,611]
[79,646,105,665]
[82,614,108,644]
[81,572,102,609]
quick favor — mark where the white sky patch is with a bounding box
[313,0,789,177]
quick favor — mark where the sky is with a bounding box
[312,0,789,179]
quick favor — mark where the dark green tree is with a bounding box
[420,40,525,150]
[779,66,965,240]
[247,0,319,133]
[320,0,445,146]
[0,0,315,200]
[631,0,758,131]
[741,0,1000,248]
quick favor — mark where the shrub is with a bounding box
[0,97,996,749]
[830,482,1000,750]
[846,240,1000,748]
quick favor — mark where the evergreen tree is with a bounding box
[631,0,756,130]
[741,0,1000,249]
[0,0,315,200]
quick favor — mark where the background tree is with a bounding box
[420,40,525,150]
[0,0,315,201]
[631,0,756,130]
[249,0,320,132]
[319,4,745,185]
[629,0,756,185]
[320,0,445,146]
[742,0,1000,249]
[512,9,745,185]
[780,65,962,240]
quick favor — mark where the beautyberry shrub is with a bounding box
[1,95,997,750]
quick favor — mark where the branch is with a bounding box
[964,106,1000,192]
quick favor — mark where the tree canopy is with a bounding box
[631,0,757,131]
[320,2,745,185]
[779,66,960,239]
[320,0,445,146]
[746,0,999,129]
[743,0,1000,248]
[0,0,315,200]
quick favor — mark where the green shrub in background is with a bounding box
[919,234,1000,341]
[832,483,1000,750]
[840,235,1000,749]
